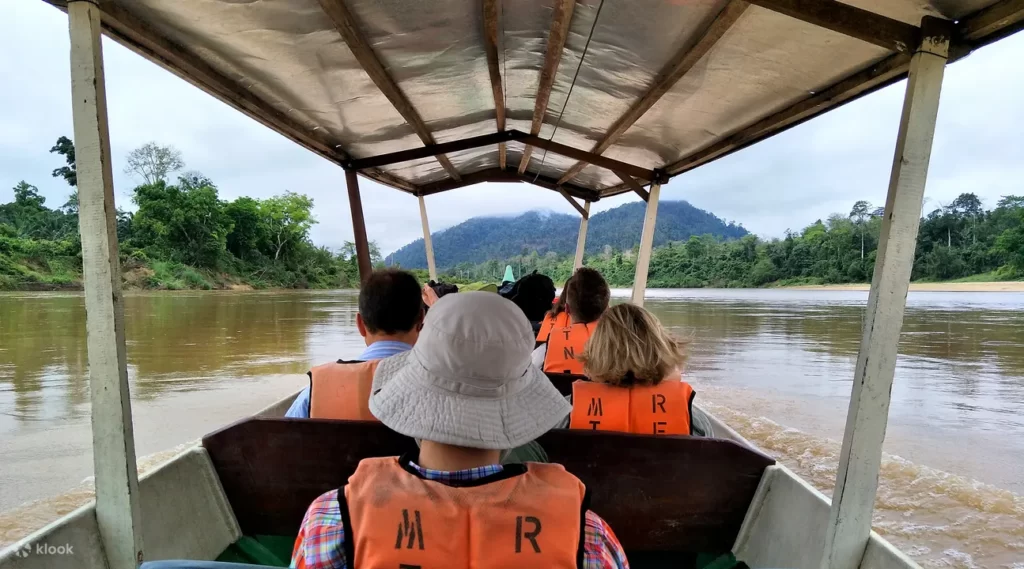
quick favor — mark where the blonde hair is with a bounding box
[578,303,688,387]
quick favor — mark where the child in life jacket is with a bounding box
[290,292,629,569]
[568,303,713,437]
[532,268,610,375]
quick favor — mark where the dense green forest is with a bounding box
[389,201,748,268]
[0,138,373,290]
[428,194,1024,288]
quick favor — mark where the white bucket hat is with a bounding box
[370,291,571,450]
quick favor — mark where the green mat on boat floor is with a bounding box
[217,535,746,569]
[217,535,293,567]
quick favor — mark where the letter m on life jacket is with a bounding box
[395,509,425,550]
[587,398,603,417]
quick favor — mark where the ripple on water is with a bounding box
[702,401,1024,569]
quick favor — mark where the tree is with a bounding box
[124,142,184,185]
[131,175,232,267]
[849,200,872,259]
[261,192,315,261]
[50,136,77,187]
[948,193,984,245]
[224,197,265,260]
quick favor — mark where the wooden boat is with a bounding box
[3,1,1022,568]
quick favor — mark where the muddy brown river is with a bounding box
[1,289,1022,568]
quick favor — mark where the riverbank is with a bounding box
[785,281,1024,292]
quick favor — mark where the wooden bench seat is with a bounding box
[202,418,772,554]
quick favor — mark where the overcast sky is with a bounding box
[2,2,1023,255]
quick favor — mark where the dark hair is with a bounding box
[566,267,609,324]
[549,275,572,318]
[501,271,556,323]
[358,269,424,334]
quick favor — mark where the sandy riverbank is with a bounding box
[785,281,1024,292]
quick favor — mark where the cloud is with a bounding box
[2,2,1022,253]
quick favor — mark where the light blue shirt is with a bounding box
[284,340,413,418]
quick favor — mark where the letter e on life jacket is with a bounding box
[344,457,585,569]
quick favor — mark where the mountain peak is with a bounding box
[389,200,748,269]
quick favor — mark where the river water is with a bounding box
[0,289,1022,568]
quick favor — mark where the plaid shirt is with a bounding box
[290,461,629,569]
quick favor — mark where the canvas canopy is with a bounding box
[41,0,1024,203]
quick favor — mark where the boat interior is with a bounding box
[3,0,1023,568]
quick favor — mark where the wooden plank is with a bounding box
[318,0,462,181]
[41,0,418,195]
[483,0,507,169]
[665,52,911,177]
[67,3,143,569]
[418,196,438,281]
[820,17,950,569]
[518,0,576,174]
[574,201,591,269]
[960,0,1024,41]
[558,1,750,185]
[630,183,661,307]
[202,418,774,551]
[521,133,654,181]
[345,170,373,283]
[348,131,526,170]
[558,188,589,219]
[746,0,920,52]
[418,166,599,202]
[616,172,649,202]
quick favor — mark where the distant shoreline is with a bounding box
[781,282,1024,292]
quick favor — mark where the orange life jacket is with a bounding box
[536,310,571,343]
[343,456,586,569]
[542,321,595,375]
[308,360,380,420]
[569,375,695,435]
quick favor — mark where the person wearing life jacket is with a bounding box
[568,303,713,437]
[501,270,557,334]
[536,277,572,347]
[290,293,629,569]
[284,269,424,419]
[533,267,610,375]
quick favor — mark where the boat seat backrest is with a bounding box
[203,418,773,553]
[545,372,586,396]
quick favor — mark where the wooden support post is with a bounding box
[631,183,661,307]
[418,195,437,281]
[820,17,950,569]
[68,3,144,568]
[574,201,591,270]
[345,170,373,283]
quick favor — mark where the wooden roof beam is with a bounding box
[518,0,576,175]
[558,1,749,185]
[418,167,599,202]
[615,172,649,202]
[520,133,654,181]
[959,0,1024,42]
[318,0,462,182]
[348,131,527,171]
[558,189,590,219]
[745,0,920,53]
[483,0,507,169]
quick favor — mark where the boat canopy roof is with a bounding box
[44,0,1023,202]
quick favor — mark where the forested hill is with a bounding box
[389,201,748,269]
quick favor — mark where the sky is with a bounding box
[2,2,1023,255]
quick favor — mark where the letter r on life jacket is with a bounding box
[395,509,424,550]
[515,516,542,553]
[652,394,667,413]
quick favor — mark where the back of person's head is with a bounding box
[358,269,423,334]
[579,303,687,387]
[505,271,556,323]
[565,268,609,324]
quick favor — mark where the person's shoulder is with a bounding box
[583,510,629,569]
[302,488,343,526]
